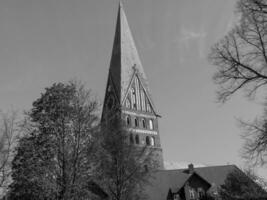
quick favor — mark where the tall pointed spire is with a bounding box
[102,2,164,169]
[107,1,156,112]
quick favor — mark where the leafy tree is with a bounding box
[243,167,267,190]
[209,0,267,102]
[218,168,267,200]
[0,111,18,198]
[95,117,158,200]
[9,82,99,200]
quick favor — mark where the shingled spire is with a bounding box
[102,2,164,169]
[104,2,156,112]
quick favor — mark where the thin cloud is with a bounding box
[179,28,207,43]
[174,27,207,62]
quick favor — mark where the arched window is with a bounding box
[150,137,155,146]
[130,134,134,144]
[146,136,150,146]
[134,118,138,127]
[135,135,140,144]
[126,116,131,126]
[149,119,153,130]
[142,118,146,128]
[125,98,131,108]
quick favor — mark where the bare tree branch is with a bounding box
[209,0,267,102]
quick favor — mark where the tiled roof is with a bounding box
[144,165,240,200]
[194,164,237,186]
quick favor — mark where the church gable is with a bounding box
[123,73,154,114]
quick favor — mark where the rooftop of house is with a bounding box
[144,164,246,200]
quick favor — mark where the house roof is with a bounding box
[144,165,238,200]
[194,164,238,186]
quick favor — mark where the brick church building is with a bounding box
[100,2,267,200]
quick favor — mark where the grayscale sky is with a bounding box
[0,0,265,177]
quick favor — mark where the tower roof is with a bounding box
[107,2,157,113]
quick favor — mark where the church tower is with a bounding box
[101,2,164,169]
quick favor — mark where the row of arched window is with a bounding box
[130,134,155,146]
[126,115,154,130]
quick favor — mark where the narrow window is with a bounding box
[197,188,205,198]
[130,134,134,144]
[134,118,138,127]
[174,194,180,200]
[189,189,195,199]
[135,135,140,144]
[135,77,141,110]
[149,119,153,130]
[107,85,112,92]
[146,136,150,146]
[126,116,131,126]
[150,137,155,146]
[125,98,131,108]
[144,164,148,172]
[142,118,146,128]
[131,88,136,109]
[140,90,146,111]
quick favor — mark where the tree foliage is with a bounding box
[219,168,267,200]
[95,118,157,200]
[209,0,267,102]
[9,82,99,200]
[0,111,18,198]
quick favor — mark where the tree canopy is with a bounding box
[219,168,267,200]
[9,82,100,200]
[95,119,157,200]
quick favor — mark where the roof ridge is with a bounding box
[160,164,237,172]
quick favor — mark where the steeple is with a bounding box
[102,2,164,169]
[105,2,156,112]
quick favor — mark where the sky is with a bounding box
[0,0,266,178]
